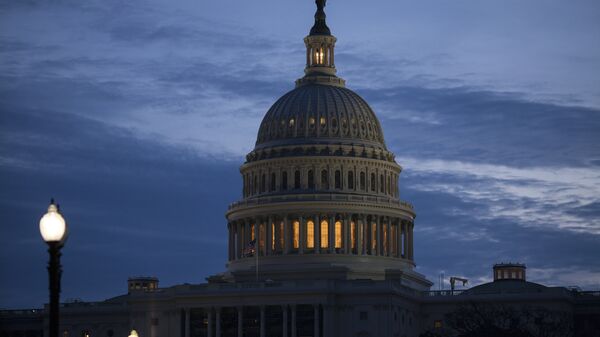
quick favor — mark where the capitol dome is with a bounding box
[255,84,387,151]
[224,0,429,290]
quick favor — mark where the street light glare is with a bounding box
[39,201,67,243]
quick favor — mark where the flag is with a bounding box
[242,239,256,257]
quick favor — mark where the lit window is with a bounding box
[307,220,315,248]
[272,223,275,250]
[321,220,329,248]
[293,221,300,249]
[320,116,326,126]
[309,117,316,126]
[289,118,295,127]
[371,223,377,252]
[251,224,255,241]
[335,221,342,248]
[434,320,442,329]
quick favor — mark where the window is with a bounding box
[293,221,300,249]
[335,221,342,248]
[307,220,315,248]
[253,175,258,194]
[294,170,301,189]
[370,173,376,191]
[348,171,354,189]
[360,172,366,190]
[380,174,384,193]
[309,116,316,127]
[320,220,329,249]
[308,170,315,189]
[321,169,329,189]
[371,223,377,253]
[359,311,368,320]
[261,173,266,193]
[335,170,341,189]
[320,116,326,126]
[289,118,295,127]
[272,222,275,250]
[278,222,284,251]
[270,173,276,191]
[434,320,443,329]
[282,171,288,190]
[251,224,255,241]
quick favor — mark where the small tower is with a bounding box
[127,276,159,293]
[296,0,346,87]
[493,263,526,281]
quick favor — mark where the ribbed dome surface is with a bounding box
[255,84,387,150]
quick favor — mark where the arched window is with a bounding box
[270,173,276,192]
[253,175,258,194]
[307,220,315,248]
[308,170,315,189]
[320,220,329,249]
[335,170,341,189]
[370,173,376,191]
[282,171,288,190]
[335,220,342,249]
[294,170,301,189]
[380,174,384,193]
[321,169,329,189]
[348,171,354,189]
[261,173,266,193]
[360,172,366,191]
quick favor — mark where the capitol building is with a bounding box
[1,1,599,337]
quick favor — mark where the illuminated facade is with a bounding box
[1,1,599,337]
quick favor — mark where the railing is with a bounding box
[229,194,414,211]
[425,290,465,296]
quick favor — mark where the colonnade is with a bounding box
[227,214,413,262]
[182,304,329,337]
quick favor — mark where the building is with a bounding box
[1,1,599,337]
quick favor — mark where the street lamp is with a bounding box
[39,199,68,337]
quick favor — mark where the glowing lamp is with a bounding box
[39,200,67,244]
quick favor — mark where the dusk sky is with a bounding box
[1,0,599,309]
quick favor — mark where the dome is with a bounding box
[255,83,387,150]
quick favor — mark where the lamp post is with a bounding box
[39,199,68,337]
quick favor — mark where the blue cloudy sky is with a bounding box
[1,0,599,309]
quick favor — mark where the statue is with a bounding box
[316,0,326,11]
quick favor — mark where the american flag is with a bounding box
[242,239,256,257]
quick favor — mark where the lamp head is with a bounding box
[39,199,68,245]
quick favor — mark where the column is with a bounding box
[291,305,297,337]
[343,215,350,254]
[207,308,213,337]
[216,307,221,337]
[237,306,243,337]
[314,305,320,337]
[323,305,334,337]
[283,305,289,337]
[299,216,305,254]
[356,215,363,256]
[284,215,290,254]
[260,306,266,337]
[377,216,382,256]
[184,308,191,337]
[245,220,251,252]
[329,215,335,254]
[266,216,273,256]
[396,219,402,258]
[315,215,321,254]
[236,222,242,259]
[409,222,414,260]
[403,221,408,258]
